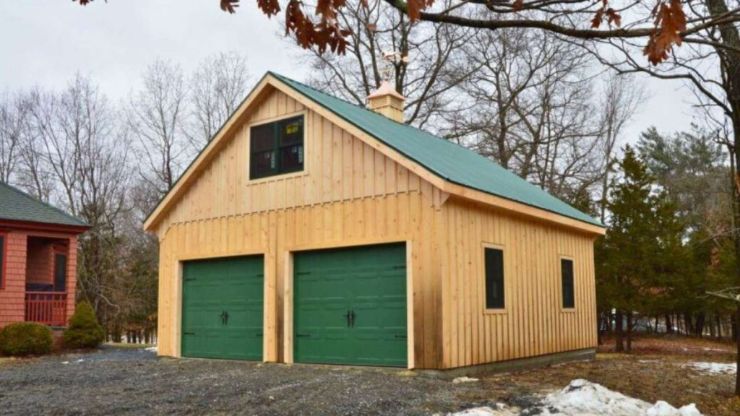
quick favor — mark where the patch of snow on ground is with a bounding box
[701,347,730,352]
[449,380,701,416]
[145,346,157,352]
[452,376,479,384]
[684,362,736,374]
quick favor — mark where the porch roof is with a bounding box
[0,182,88,229]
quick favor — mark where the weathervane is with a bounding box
[380,50,410,83]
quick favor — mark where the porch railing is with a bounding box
[25,292,68,327]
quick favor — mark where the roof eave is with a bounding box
[0,218,90,234]
[143,73,276,232]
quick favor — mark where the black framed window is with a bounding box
[561,258,575,308]
[0,234,5,289]
[484,247,504,309]
[250,115,304,179]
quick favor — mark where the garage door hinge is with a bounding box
[395,334,407,339]
[295,333,311,337]
[296,271,311,275]
[184,278,196,281]
[184,331,195,336]
[392,265,406,270]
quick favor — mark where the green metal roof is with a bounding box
[0,182,88,228]
[270,72,602,227]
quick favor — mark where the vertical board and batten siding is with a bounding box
[155,88,445,368]
[439,197,597,369]
[154,86,598,370]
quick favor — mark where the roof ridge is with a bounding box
[0,181,88,226]
[268,72,602,228]
[267,72,483,159]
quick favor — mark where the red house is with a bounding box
[0,182,88,328]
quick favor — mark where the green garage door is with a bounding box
[182,256,263,360]
[294,243,407,367]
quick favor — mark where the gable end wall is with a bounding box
[155,88,445,368]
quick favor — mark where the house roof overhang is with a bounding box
[0,218,90,235]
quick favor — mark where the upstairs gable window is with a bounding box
[250,115,304,180]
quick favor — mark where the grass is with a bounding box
[475,334,739,416]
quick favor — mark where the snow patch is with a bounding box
[452,376,479,384]
[446,404,516,416]
[683,362,736,375]
[145,346,157,353]
[449,380,701,416]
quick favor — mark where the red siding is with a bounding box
[0,230,81,328]
[0,231,27,327]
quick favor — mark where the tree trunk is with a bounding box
[626,312,633,352]
[704,0,740,396]
[665,314,673,334]
[717,315,723,338]
[684,313,694,335]
[615,310,624,352]
[696,312,706,337]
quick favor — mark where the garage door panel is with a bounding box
[294,243,407,367]
[182,256,263,361]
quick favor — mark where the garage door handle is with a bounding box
[296,333,311,338]
[349,310,356,328]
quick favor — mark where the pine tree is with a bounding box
[598,146,684,351]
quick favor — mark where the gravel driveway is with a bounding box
[0,347,495,415]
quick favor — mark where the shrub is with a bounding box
[63,301,105,349]
[0,322,53,356]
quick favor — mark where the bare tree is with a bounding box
[302,0,475,129]
[189,51,251,148]
[596,74,644,222]
[445,29,640,202]
[128,59,191,197]
[20,74,131,328]
[26,74,113,215]
[0,92,30,184]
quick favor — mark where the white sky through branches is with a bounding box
[0,0,695,145]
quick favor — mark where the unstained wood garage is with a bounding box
[144,72,605,370]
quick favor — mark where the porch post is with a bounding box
[65,236,78,326]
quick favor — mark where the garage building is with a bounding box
[144,72,605,370]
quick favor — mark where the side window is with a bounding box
[249,115,304,179]
[484,247,504,309]
[0,234,5,289]
[561,258,575,309]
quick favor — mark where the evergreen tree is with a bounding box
[637,127,734,336]
[598,146,684,351]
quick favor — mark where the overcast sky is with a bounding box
[1,0,700,143]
